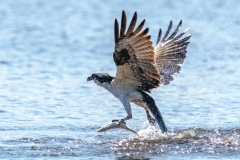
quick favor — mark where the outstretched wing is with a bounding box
[155,20,191,85]
[113,11,160,92]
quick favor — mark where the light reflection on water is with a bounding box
[0,0,240,159]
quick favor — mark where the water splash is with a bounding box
[111,127,240,157]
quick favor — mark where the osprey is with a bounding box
[87,11,191,133]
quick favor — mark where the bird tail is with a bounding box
[140,91,167,133]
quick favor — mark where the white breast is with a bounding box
[100,79,143,101]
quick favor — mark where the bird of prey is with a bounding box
[87,11,191,133]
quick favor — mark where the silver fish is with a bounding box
[97,121,138,135]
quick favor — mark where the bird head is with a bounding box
[87,73,114,86]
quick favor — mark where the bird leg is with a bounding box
[145,108,156,125]
[112,97,132,124]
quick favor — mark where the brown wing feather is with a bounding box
[120,11,126,38]
[126,12,137,36]
[155,20,191,85]
[114,19,119,44]
[113,11,160,92]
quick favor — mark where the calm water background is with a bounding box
[0,0,240,159]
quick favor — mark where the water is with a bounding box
[0,0,239,159]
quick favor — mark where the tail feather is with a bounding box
[140,91,167,133]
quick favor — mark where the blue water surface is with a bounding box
[0,0,239,159]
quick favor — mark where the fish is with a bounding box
[97,121,139,135]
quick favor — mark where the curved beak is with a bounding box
[87,76,93,81]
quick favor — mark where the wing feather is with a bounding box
[131,35,150,45]
[155,21,191,85]
[161,21,172,42]
[166,20,182,41]
[113,11,160,92]
[126,12,137,36]
[133,19,145,34]
[138,28,149,37]
[120,11,127,38]
[156,28,162,45]
[114,19,119,44]
[133,37,152,47]
[113,11,191,90]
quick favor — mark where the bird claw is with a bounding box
[111,119,126,125]
[148,117,156,126]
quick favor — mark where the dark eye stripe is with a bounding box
[94,74,113,83]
